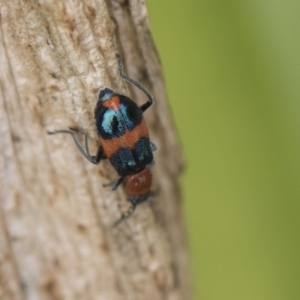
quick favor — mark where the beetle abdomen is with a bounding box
[95,94,153,176]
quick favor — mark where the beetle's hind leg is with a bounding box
[116,54,154,113]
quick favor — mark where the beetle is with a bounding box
[48,55,156,226]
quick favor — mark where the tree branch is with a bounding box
[0,1,190,299]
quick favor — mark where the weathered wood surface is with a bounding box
[0,1,190,299]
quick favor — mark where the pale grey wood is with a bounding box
[0,1,190,299]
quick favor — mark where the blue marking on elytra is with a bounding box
[101,109,125,136]
[120,103,135,130]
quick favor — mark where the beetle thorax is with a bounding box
[124,167,152,196]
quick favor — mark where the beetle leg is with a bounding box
[116,54,154,113]
[48,130,104,164]
[150,141,157,152]
[103,177,124,191]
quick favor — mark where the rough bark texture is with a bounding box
[0,1,190,299]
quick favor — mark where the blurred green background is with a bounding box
[147,1,300,300]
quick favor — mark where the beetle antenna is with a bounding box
[112,204,136,228]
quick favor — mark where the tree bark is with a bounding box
[0,1,190,299]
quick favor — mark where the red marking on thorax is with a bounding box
[124,167,152,196]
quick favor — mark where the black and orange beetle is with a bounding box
[49,56,156,226]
